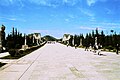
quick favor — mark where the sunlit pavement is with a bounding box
[0,43,120,80]
[0,52,10,58]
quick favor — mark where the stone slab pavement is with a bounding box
[0,52,16,64]
[0,43,120,80]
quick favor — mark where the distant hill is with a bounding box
[42,35,57,41]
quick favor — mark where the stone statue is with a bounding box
[0,24,6,52]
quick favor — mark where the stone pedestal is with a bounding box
[22,45,28,50]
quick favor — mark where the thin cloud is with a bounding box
[18,0,24,8]
[100,22,120,27]
[65,18,70,22]
[0,0,108,7]
[0,0,80,7]
[86,0,97,6]
[105,8,113,14]
[0,17,17,21]
[79,26,95,30]
[80,8,94,17]
[86,0,108,6]
[9,18,17,21]
[79,8,96,22]
[0,16,26,22]
[62,0,79,6]
[79,26,106,30]
[68,14,75,19]
[9,0,13,3]
[28,0,59,8]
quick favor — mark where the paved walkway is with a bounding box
[0,52,16,64]
[0,43,120,80]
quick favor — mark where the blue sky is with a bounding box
[0,0,120,38]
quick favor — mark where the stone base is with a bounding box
[79,45,83,48]
[22,45,28,50]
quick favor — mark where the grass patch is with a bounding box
[0,62,6,67]
[0,54,21,59]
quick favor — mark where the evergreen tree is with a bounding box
[99,30,105,46]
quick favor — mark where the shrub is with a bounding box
[102,47,106,51]
[106,45,114,51]
[6,41,15,49]
[15,44,21,49]
[113,48,116,52]
[8,49,16,57]
[0,62,6,67]
[6,42,46,59]
[19,50,23,54]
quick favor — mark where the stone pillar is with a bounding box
[25,35,27,45]
[80,38,82,46]
[95,37,97,45]
[33,36,34,44]
[72,37,74,46]
[0,34,2,52]
[37,39,39,45]
[22,34,28,50]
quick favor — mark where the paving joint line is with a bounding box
[18,50,42,80]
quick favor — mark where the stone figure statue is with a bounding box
[0,25,6,52]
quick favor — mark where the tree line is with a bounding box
[5,27,43,50]
[66,29,120,50]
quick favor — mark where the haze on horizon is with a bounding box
[0,0,120,38]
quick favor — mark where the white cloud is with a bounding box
[0,16,17,21]
[27,0,79,7]
[9,0,13,3]
[0,16,26,22]
[100,22,120,27]
[0,0,108,7]
[82,22,120,31]
[65,18,70,22]
[68,14,75,19]
[0,0,24,8]
[79,26,95,30]
[79,8,96,22]
[80,8,94,17]
[9,18,16,21]
[27,0,59,8]
[79,26,106,30]
[86,0,97,6]
[86,0,108,6]
[62,0,79,6]
[63,0,68,3]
